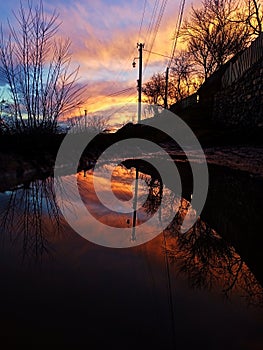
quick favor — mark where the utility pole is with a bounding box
[84,108,87,129]
[164,66,169,109]
[137,42,144,122]
[133,43,144,123]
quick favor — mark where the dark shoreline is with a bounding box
[0,120,262,192]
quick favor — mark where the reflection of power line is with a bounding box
[163,230,176,348]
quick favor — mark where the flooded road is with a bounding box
[0,160,262,349]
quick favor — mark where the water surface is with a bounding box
[0,161,262,349]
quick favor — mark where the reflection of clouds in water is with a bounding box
[56,160,188,247]
[57,166,177,246]
[82,167,148,213]
[77,164,182,225]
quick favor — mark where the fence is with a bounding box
[222,33,263,88]
[176,93,198,109]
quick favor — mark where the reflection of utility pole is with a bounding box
[131,167,139,242]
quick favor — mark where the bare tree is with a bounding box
[181,0,254,80]
[142,72,166,107]
[0,0,86,134]
[142,72,169,116]
[142,52,202,111]
[142,71,180,113]
[68,114,111,133]
[169,51,202,101]
[246,0,263,34]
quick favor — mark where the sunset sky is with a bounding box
[0,0,202,124]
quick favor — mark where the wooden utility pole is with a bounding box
[84,108,87,129]
[164,66,169,109]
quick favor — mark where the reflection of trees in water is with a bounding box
[139,173,180,222]
[141,174,163,216]
[137,170,263,306]
[166,213,263,307]
[139,173,263,306]
[0,177,60,261]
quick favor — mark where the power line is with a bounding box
[106,0,169,110]
[94,0,149,112]
[105,87,135,98]
[141,0,159,72]
[88,1,181,114]
[168,0,186,68]
[145,0,159,44]
[143,48,173,60]
[106,94,137,119]
[83,87,136,110]
[144,0,169,74]
[163,230,176,349]
[138,0,147,42]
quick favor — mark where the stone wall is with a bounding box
[213,57,263,128]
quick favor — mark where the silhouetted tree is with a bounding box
[169,51,202,101]
[142,72,166,107]
[181,0,254,80]
[247,0,262,34]
[67,114,110,133]
[0,0,85,134]
[142,72,171,116]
